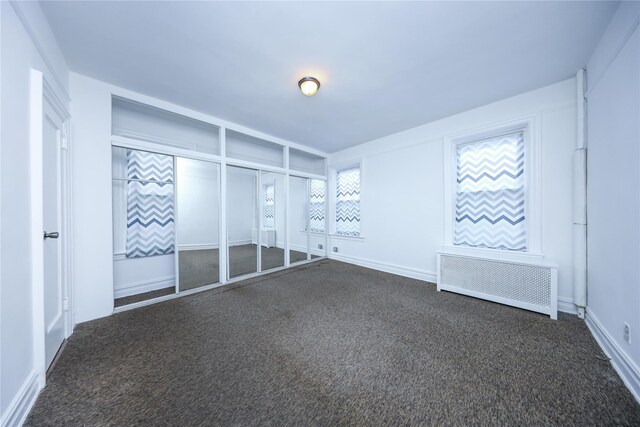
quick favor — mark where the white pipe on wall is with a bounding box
[573,68,588,318]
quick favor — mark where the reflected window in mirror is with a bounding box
[112,147,176,308]
[263,183,275,229]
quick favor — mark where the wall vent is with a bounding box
[437,251,558,319]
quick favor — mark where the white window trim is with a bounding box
[443,114,542,259]
[328,159,365,239]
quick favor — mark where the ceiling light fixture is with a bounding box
[298,77,320,97]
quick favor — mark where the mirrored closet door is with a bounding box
[288,176,309,264]
[259,171,285,271]
[227,165,258,279]
[288,176,327,264]
[112,147,177,307]
[176,158,220,292]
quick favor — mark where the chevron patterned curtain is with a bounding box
[454,131,526,251]
[126,150,175,258]
[263,184,275,228]
[336,167,360,236]
[309,179,325,233]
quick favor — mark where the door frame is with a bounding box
[29,69,72,386]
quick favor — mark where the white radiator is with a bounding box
[437,251,558,319]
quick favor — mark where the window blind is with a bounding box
[335,167,360,236]
[454,131,526,251]
[263,184,275,229]
[309,179,325,233]
[125,149,175,258]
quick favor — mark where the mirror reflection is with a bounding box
[288,176,311,264]
[259,171,285,271]
[227,165,258,278]
[309,179,327,259]
[288,177,327,264]
[112,147,176,307]
[176,158,220,292]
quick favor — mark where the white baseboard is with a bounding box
[178,243,219,251]
[329,253,574,312]
[113,276,175,299]
[586,308,640,402]
[290,243,326,257]
[557,296,578,315]
[1,370,41,427]
[228,239,252,247]
[329,253,437,283]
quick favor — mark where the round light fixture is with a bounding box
[298,77,320,96]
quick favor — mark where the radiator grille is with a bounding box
[440,255,551,308]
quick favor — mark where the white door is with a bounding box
[43,99,66,369]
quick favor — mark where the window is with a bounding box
[454,130,526,251]
[309,179,326,233]
[263,183,275,228]
[335,167,361,236]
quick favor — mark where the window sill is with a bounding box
[329,233,365,241]
[300,230,327,236]
[439,245,554,267]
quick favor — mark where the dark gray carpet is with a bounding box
[290,248,309,264]
[228,244,257,278]
[114,286,175,308]
[229,244,307,278]
[261,246,285,271]
[29,260,640,426]
[179,249,220,292]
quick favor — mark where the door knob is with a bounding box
[43,231,59,239]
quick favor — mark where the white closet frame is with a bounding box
[111,124,328,313]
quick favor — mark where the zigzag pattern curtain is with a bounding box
[309,179,325,233]
[454,131,526,251]
[336,167,360,236]
[126,150,175,258]
[263,184,275,229]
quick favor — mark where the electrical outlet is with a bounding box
[333,247,339,253]
[624,323,631,344]
[318,244,323,250]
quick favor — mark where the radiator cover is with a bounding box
[437,252,558,319]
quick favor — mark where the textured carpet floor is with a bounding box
[179,249,220,291]
[28,260,640,426]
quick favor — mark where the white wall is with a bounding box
[585,1,640,400]
[328,79,576,310]
[113,254,175,298]
[69,73,114,323]
[0,1,69,423]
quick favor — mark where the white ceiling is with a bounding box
[41,1,617,153]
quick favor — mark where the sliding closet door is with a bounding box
[176,158,220,292]
[260,171,285,271]
[227,165,258,279]
[289,175,310,264]
[112,147,176,307]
